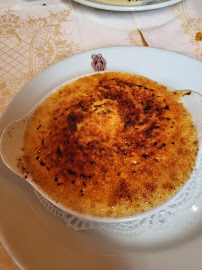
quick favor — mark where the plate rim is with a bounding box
[73,0,182,11]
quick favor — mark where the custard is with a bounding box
[23,72,198,217]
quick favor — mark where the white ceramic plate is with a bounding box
[73,0,182,11]
[0,46,202,270]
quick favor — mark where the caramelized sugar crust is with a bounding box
[23,72,198,217]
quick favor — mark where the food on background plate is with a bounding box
[21,72,198,218]
[94,0,143,6]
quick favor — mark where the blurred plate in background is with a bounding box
[73,0,182,11]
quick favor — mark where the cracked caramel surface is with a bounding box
[23,72,198,217]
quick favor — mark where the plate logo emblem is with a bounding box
[91,54,107,71]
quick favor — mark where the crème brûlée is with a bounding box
[22,72,198,218]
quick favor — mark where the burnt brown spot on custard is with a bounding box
[116,180,131,199]
[144,182,157,193]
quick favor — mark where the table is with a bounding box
[0,0,201,268]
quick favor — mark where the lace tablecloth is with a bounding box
[0,0,201,268]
